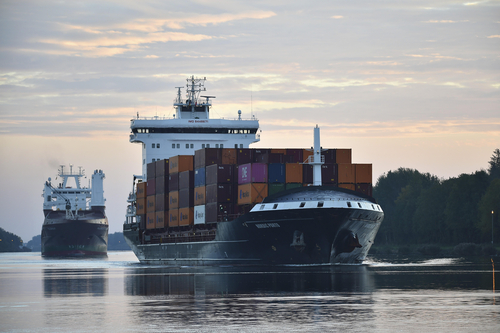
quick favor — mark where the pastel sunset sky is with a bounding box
[1,0,499,242]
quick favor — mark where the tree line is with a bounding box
[373,149,500,245]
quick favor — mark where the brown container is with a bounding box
[155,176,169,195]
[155,211,165,229]
[169,173,179,192]
[168,209,179,227]
[206,164,235,185]
[179,188,194,208]
[169,155,193,174]
[355,164,372,184]
[155,159,169,178]
[179,207,194,226]
[221,148,237,164]
[206,202,234,223]
[169,191,179,209]
[336,149,352,164]
[271,149,287,154]
[286,149,303,163]
[146,195,156,213]
[136,182,147,199]
[206,183,234,203]
[146,212,156,229]
[136,197,147,215]
[155,193,167,212]
[286,164,303,183]
[147,162,156,180]
[179,170,194,190]
[303,149,314,163]
[356,183,373,197]
[195,148,222,169]
[237,148,253,164]
[339,183,355,191]
[146,179,156,196]
[237,183,268,205]
[338,163,355,184]
[321,163,338,184]
[194,186,206,206]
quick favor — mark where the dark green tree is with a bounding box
[488,148,500,179]
[477,179,500,243]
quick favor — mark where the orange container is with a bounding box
[338,163,356,184]
[339,183,355,191]
[136,197,147,215]
[286,164,303,183]
[136,182,147,199]
[146,195,156,213]
[169,191,179,209]
[237,183,268,205]
[179,207,194,226]
[168,209,179,227]
[302,149,314,163]
[336,149,352,164]
[221,148,237,164]
[355,164,372,184]
[169,155,194,174]
[194,186,206,206]
[146,212,156,229]
[155,211,165,229]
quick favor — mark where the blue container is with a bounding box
[268,163,286,183]
[194,167,206,187]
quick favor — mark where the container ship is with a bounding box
[123,76,383,265]
[41,165,108,256]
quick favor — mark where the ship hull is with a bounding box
[124,187,383,266]
[41,211,108,257]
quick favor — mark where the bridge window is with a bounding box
[202,144,205,148]
[190,144,194,148]
[157,144,160,148]
[220,144,223,148]
[152,143,155,148]
[172,144,175,148]
[176,144,180,148]
[186,143,189,149]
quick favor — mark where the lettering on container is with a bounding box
[240,190,249,199]
[255,223,281,229]
[170,214,177,222]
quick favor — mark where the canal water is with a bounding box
[0,251,498,332]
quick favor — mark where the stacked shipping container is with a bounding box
[136,147,373,229]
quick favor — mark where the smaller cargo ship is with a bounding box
[41,165,108,256]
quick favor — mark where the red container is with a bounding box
[338,163,355,184]
[339,183,355,191]
[238,163,268,184]
[356,183,373,196]
[286,149,304,163]
[179,188,194,208]
[206,164,235,185]
[168,173,179,192]
[205,202,234,223]
[321,163,338,184]
[237,148,253,164]
[303,149,314,163]
[155,159,169,178]
[255,153,286,164]
[147,162,156,180]
[155,176,168,195]
[336,149,352,164]
[146,179,156,196]
[206,184,234,203]
[221,148,237,165]
[271,149,287,154]
[355,164,372,184]
[169,155,193,174]
[136,197,147,215]
[195,148,222,169]
[179,170,194,190]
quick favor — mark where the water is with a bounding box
[0,252,498,332]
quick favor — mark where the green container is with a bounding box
[268,183,286,195]
[286,183,303,190]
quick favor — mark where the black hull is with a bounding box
[124,186,383,266]
[41,211,108,257]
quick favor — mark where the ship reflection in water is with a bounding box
[43,268,108,297]
[124,265,374,296]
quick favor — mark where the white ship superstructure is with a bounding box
[129,76,260,179]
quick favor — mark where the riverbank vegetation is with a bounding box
[372,149,500,254]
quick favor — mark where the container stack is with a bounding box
[138,147,372,229]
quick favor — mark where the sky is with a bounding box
[0,0,499,243]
